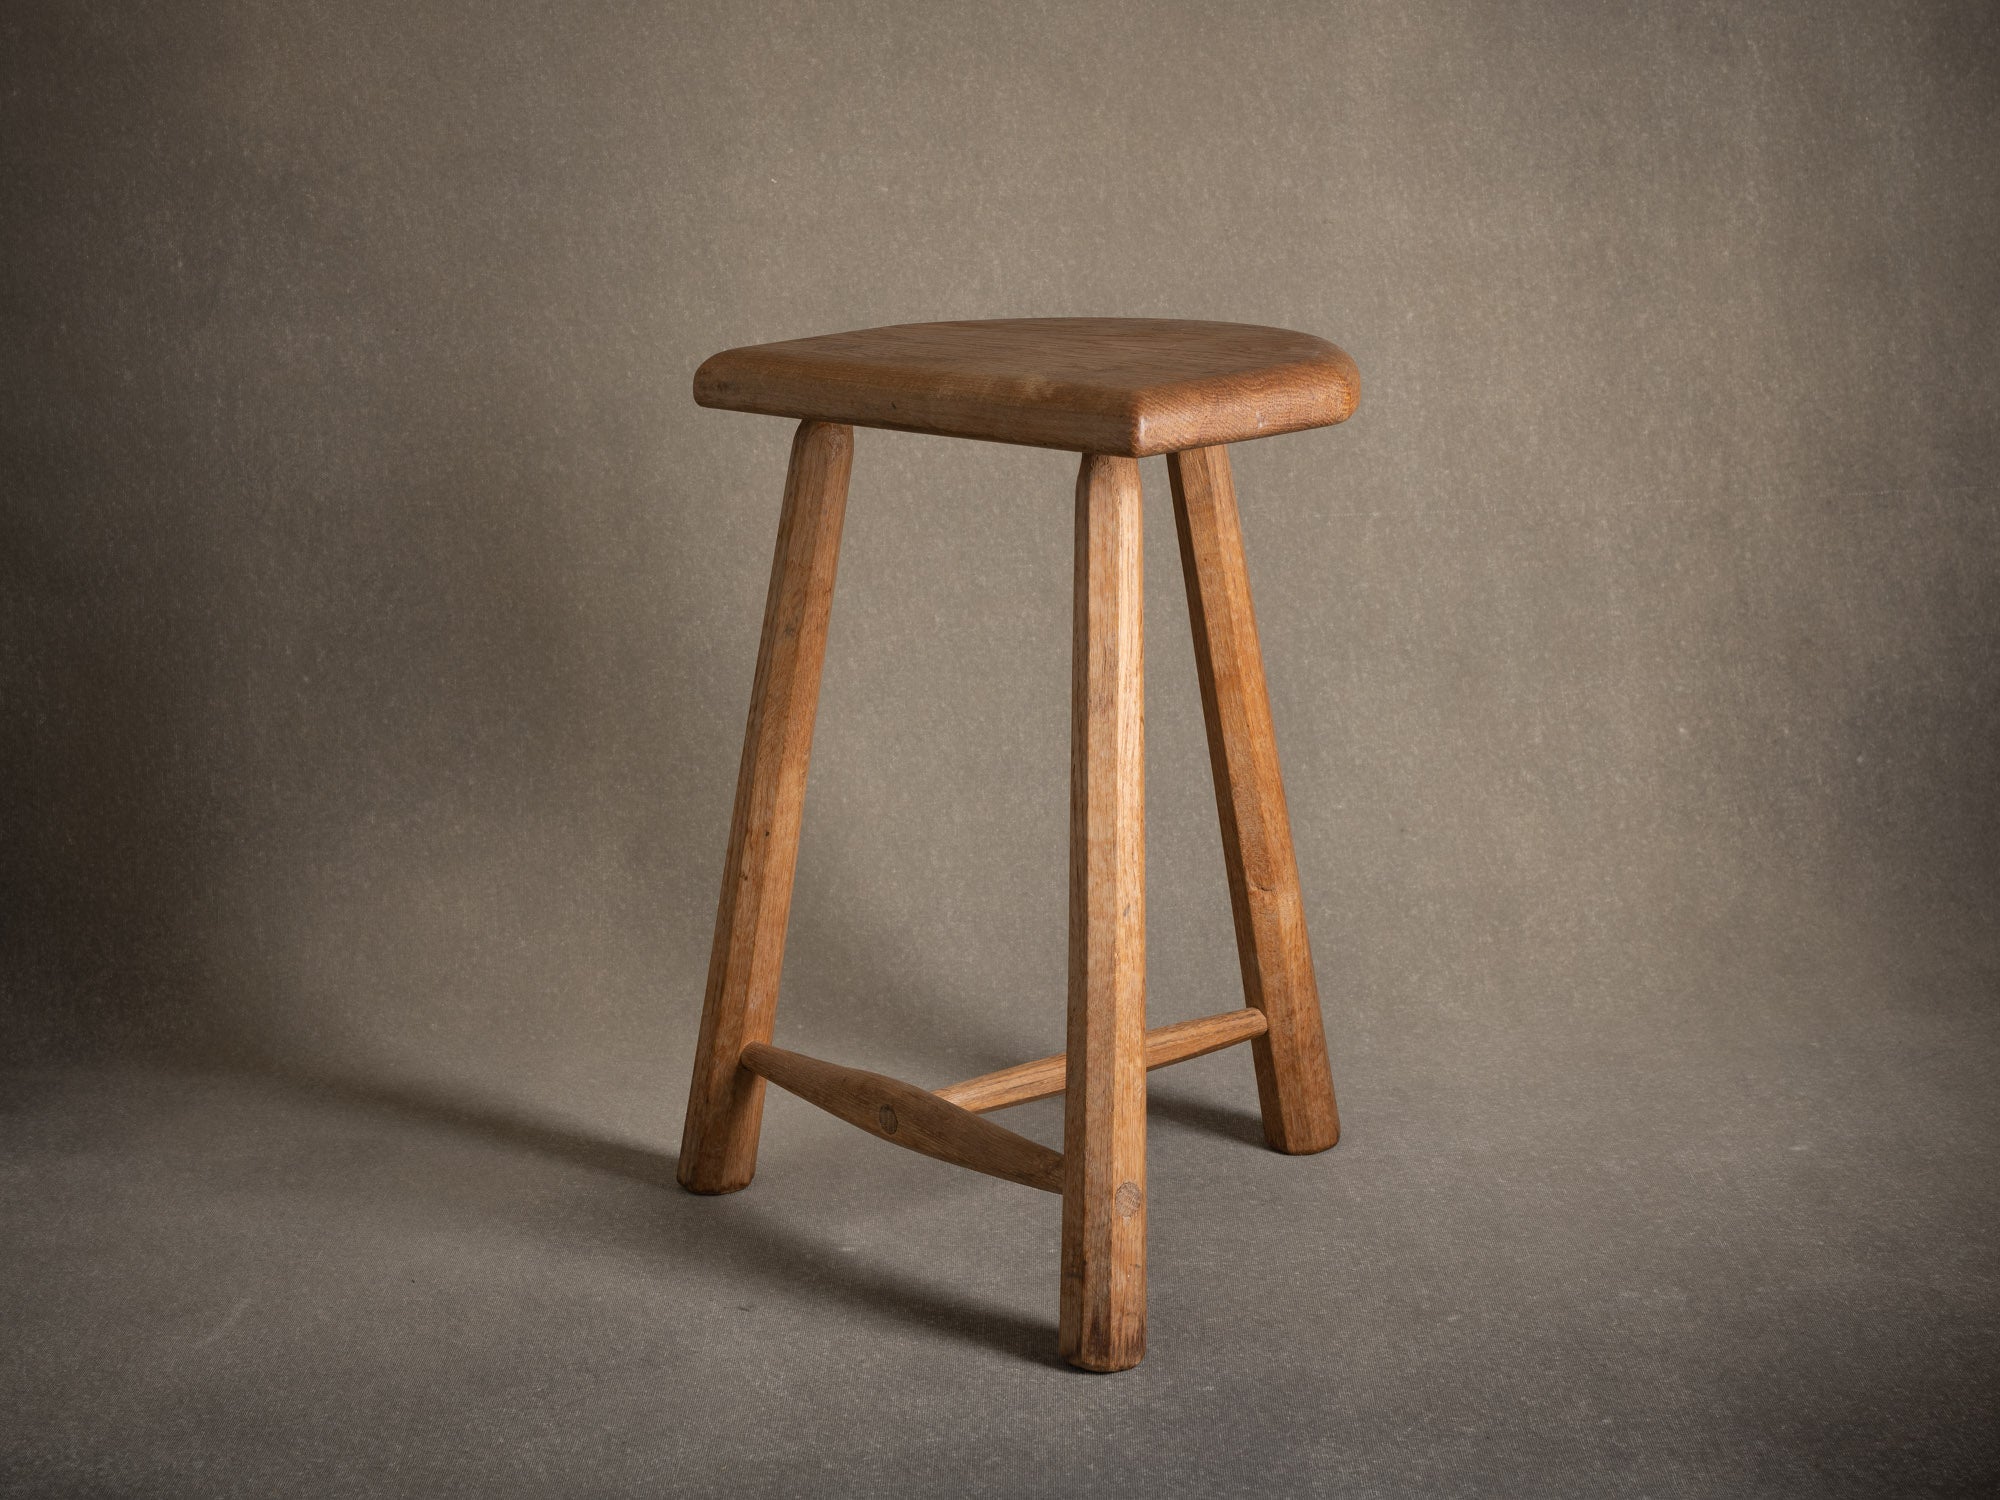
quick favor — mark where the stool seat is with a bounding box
[694,317,1359,457]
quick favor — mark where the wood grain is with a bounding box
[739,1043,1064,1194]
[935,1009,1270,1116]
[694,318,1358,457]
[677,420,854,1195]
[1169,444,1341,1156]
[1059,451,1148,1373]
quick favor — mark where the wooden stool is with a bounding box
[677,319,1358,1372]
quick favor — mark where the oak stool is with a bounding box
[677,319,1358,1372]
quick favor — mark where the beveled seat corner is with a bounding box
[693,316,1359,456]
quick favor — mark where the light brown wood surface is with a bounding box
[739,1043,1064,1194]
[694,319,1358,457]
[677,420,853,1194]
[1169,444,1341,1155]
[1060,451,1149,1373]
[935,1009,1269,1116]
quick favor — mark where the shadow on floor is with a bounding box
[245,1050,1274,1371]
[257,1062,1070,1369]
[1144,1089,1269,1150]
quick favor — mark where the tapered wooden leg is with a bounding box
[1168,444,1340,1155]
[1060,452,1148,1372]
[678,420,854,1194]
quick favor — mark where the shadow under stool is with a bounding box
[676,318,1359,1372]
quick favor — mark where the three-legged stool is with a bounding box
[676,319,1359,1371]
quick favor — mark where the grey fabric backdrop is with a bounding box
[4,2,1997,1496]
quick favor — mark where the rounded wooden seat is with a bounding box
[694,317,1359,456]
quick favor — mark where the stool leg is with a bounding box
[678,420,854,1195]
[1168,445,1340,1155]
[1060,452,1148,1372]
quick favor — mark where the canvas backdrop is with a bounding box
[3,3,1996,1494]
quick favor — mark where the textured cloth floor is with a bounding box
[6,888,1997,1497]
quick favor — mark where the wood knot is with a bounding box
[877,1104,899,1135]
[1115,1181,1142,1218]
